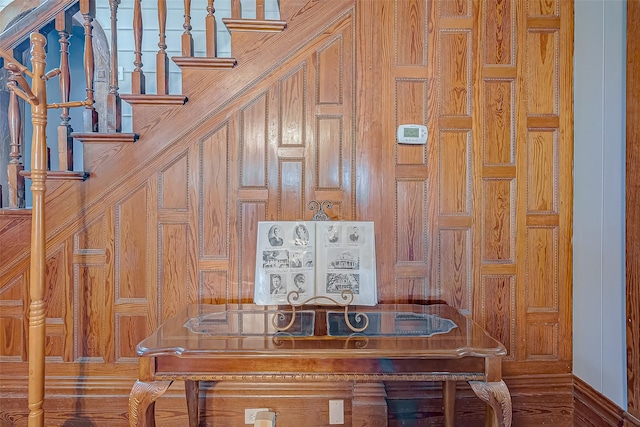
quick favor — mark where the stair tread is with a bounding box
[172,57,238,69]
[19,170,90,181]
[120,94,188,106]
[222,18,287,32]
[70,132,139,144]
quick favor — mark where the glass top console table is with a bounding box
[128,304,511,427]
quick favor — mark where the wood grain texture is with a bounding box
[482,80,514,165]
[483,0,513,65]
[0,0,576,422]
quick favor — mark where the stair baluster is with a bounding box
[205,0,216,57]
[55,10,73,171]
[182,0,194,57]
[231,0,241,18]
[157,0,169,94]
[107,0,122,132]
[256,0,264,20]
[132,0,145,94]
[7,69,25,209]
[81,0,98,131]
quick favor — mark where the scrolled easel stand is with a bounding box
[271,289,369,333]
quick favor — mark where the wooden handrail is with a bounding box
[0,0,78,51]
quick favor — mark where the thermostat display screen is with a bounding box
[404,127,420,138]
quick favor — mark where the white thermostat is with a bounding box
[397,124,428,144]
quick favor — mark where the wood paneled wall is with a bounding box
[0,0,573,424]
[356,0,572,376]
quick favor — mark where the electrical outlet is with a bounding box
[245,408,270,424]
[329,399,344,424]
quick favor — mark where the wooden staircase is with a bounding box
[0,0,321,272]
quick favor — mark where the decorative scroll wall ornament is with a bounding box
[308,199,333,221]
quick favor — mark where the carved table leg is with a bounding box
[443,380,456,427]
[129,380,172,427]
[468,380,512,427]
[352,382,388,427]
[185,380,200,427]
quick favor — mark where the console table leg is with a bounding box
[352,382,388,427]
[443,380,456,427]
[129,380,172,427]
[468,380,512,427]
[185,380,200,427]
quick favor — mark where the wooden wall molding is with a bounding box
[574,375,625,427]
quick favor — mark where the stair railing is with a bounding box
[2,0,285,209]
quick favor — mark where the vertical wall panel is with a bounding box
[75,216,106,253]
[160,156,189,210]
[439,131,470,214]
[483,80,514,165]
[44,246,68,358]
[482,275,515,359]
[201,126,229,258]
[317,38,343,104]
[395,0,426,66]
[160,223,189,320]
[0,274,25,358]
[528,0,558,17]
[396,79,427,166]
[439,31,472,116]
[395,277,428,303]
[526,323,559,359]
[396,180,427,263]
[280,161,304,220]
[482,179,514,262]
[483,0,514,65]
[116,188,148,300]
[75,265,106,359]
[45,247,67,320]
[438,228,471,312]
[316,116,342,189]
[74,215,108,361]
[200,270,228,304]
[439,0,471,17]
[526,30,559,115]
[526,227,558,312]
[280,66,307,146]
[239,202,266,301]
[0,317,22,357]
[527,130,557,213]
[116,315,147,359]
[241,98,268,187]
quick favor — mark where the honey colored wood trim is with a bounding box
[627,0,640,421]
[574,375,625,426]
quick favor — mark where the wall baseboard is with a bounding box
[1,373,638,426]
[573,375,627,427]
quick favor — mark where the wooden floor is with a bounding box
[1,379,575,427]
